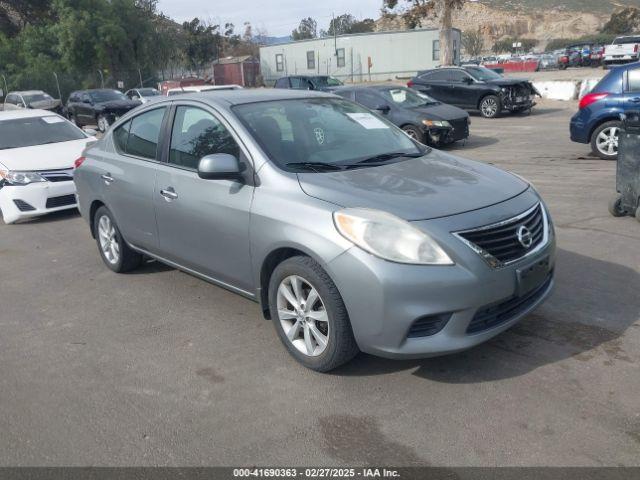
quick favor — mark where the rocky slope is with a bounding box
[376,1,626,50]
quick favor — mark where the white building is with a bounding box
[259,28,461,84]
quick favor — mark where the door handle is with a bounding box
[160,188,178,201]
[101,173,114,184]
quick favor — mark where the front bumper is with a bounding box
[326,189,556,359]
[504,96,536,111]
[0,181,77,224]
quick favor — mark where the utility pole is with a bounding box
[97,69,105,88]
[138,68,143,88]
[1,74,8,97]
[53,72,62,101]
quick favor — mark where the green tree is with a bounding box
[292,17,317,40]
[601,7,640,35]
[326,14,375,36]
[383,0,466,65]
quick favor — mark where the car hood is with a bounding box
[28,99,62,110]
[0,138,93,171]
[96,100,141,110]
[410,102,469,121]
[297,151,528,221]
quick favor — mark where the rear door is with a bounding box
[153,102,255,293]
[98,106,168,251]
[623,66,640,109]
[414,70,451,104]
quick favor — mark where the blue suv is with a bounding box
[570,62,640,160]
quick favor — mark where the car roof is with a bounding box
[149,89,336,107]
[0,109,63,121]
[8,90,47,96]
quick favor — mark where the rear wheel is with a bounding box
[268,256,359,372]
[93,206,142,273]
[591,121,620,160]
[479,95,501,118]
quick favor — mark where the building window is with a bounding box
[307,51,315,70]
[336,48,345,68]
[276,54,284,72]
[432,40,440,61]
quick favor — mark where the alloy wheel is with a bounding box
[97,116,109,133]
[403,127,419,140]
[481,98,498,117]
[97,215,120,264]
[276,275,329,357]
[596,126,618,157]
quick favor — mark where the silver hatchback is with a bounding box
[74,90,555,372]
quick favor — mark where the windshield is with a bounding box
[0,116,85,150]
[465,66,503,81]
[613,36,640,45]
[380,88,438,107]
[312,76,343,87]
[23,93,54,104]
[233,98,423,171]
[88,90,127,102]
[138,88,160,97]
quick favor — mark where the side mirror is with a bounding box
[198,153,243,180]
[82,126,98,135]
[375,104,391,114]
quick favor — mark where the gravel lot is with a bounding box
[1,99,639,467]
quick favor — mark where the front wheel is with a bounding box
[268,256,359,372]
[97,114,110,133]
[401,125,424,143]
[591,121,620,160]
[479,95,501,118]
[93,206,142,273]
[608,195,627,217]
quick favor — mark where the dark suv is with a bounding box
[408,66,539,118]
[274,75,343,92]
[66,89,141,132]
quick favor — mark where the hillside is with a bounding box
[377,0,637,50]
[477,0,640,15]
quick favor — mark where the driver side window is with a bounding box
[169,106,240,170]
[450,70,470,83]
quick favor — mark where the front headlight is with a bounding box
[422,119,451,128]
[333,208,454,265]
[0,170,47,185]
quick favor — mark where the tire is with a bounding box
[97,114,110,133]
[479,95,501,118]
[268,255,359,372]
[93,206,142,273]
[608,195,627,217]
[590,121,621,160]
[401,125,424,143]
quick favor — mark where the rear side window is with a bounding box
[113,120,131,153]
[126,108,166,160]
[420,70,449,82]
[169,106,240,170]
[290,77,307,89]
[355,90,382,109]
[593,69,624,94]
[628,68,640,93]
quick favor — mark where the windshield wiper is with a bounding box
[352,151,424,165]
[285,162,345,172]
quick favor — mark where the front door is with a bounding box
[154,103,255,293]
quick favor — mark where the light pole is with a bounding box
[97,69,104,88]
[1,74,8,97]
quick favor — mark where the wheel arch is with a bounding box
[258,245,331,320]
[588,116,622,142]
[88,200,106,238]
[477,91,500,110]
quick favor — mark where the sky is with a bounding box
[156,0,383,37]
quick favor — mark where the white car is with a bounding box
[0,109,95,224]
[124,87,161,103]
[166,84,243,96]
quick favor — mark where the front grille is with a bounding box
[45,194,76,209]
[407,314,451,338]
[449,117,469,141]
[455,203,546,267]
[13,199,36,212]
[40,169,74,183]
[467,272,553,334]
